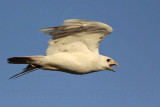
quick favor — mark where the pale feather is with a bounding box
[39,19,113,55]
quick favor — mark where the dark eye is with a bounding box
[106,59,111,62]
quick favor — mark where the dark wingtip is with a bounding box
[9,70,32,80]
[9,75,18,80]
[9,64,40,80]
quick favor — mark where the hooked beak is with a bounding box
[107,61,119,72]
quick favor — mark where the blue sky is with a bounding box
[0,0,160,106]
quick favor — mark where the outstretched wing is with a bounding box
[40,19,113,55]
[9,64,40,79]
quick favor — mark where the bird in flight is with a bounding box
[7,19,119,79]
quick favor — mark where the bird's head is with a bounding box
[100,55,119,72]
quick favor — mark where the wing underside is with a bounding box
[39,19,113,55]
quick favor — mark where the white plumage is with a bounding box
[8,19,119,79]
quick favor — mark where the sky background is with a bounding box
[0,0,160,107]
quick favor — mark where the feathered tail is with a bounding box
[7,56,43,79]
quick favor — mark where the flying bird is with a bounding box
[7,19,119,79]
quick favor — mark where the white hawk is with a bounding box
[8,19,119,79]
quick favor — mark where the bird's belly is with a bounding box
[44,52,99,74]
